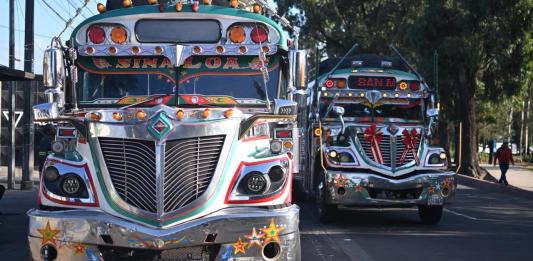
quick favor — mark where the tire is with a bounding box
[315,166,337,223]
[292,181,307,203]
[418,205,443,225]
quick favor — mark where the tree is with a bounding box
[277,0,533,178]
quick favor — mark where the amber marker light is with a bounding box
[111,26,128,44]
[283,141,294,149]
[399,81,408,90]
[337,79,347,89]
[131,46,140,55]
[253,3,262,13]
[228,26,246,44]
[108,47,117,55]
[239,46,248,54]
[314,128,322,137]
[175,2,183,12]
[202,109,211,119]
[97,3,106,13]
[147,0,157,4]
[154,46,163,55]
[203,0,212,4]
[224,109,234,118]
[216,46,224,54]
[123,0,132,8]
[176,110,185,121]
[85,47,94,55]
[112,112,123,121]
[262,46,270,53]
[230,0,239,8]
[87,112,102,121]
[360,92,365,97]
[136,110,147,120]
[193,46,202,55]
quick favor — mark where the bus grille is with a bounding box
[357,133,418,168]
[99,135,225,214]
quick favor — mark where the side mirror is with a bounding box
[427,108,439,118]
[332,106,346,134]
[33,102,59,123]
[273,99,298,116]
[43,40,65,89]
[294,50,308,89]
[332,106,345,116]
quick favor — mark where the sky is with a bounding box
[0,0,279,74]
[1,0,99,73]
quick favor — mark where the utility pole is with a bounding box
[7,0,16,189]
[22,0,35,190]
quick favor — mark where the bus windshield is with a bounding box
[76,55,280,106]
[321,99,423,123]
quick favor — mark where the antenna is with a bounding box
[388,44,424,81]
[320,43,358,86]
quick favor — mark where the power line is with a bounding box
[66,0,87,19]
[41,0,68,23]
[0,24,55,39]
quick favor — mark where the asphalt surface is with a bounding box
[1,183,533,261]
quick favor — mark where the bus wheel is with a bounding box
[418,205,443,225]
[316,170,336,223]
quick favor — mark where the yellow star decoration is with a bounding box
[245,227,265,248]
[232,237,246,254]
[71,241,86,255]
[261,219,284,243]
[37,221,61,246]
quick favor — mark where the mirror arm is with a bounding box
[339,114,346,135]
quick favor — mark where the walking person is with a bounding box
[494,142,515,186]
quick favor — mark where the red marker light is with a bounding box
[325,79,334,88]
[88,25,106,44]
[251,27,268,43]
[410,81,420,91]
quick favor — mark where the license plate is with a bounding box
[428,194,443,205]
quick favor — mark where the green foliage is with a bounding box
[277,0,533,175]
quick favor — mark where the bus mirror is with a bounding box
[33,102,59,122]
[294,50,308,89]
[43,45,65,89]
[273,99,298,116]
[427,108,439,118]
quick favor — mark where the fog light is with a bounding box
[51,141,65,154]
[44,166,60,182]
[60,174,83,197]
[270,140,282,154]
[328,150,338,158]
[243,172,268,194]
[439,152,447,160]
[339,153,354,163]
[40,244,57,261]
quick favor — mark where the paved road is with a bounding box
[2,183,533,260]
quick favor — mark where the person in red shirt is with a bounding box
[494,142,515,186]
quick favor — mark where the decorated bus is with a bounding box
[29,1,307,260]
[302,45,456,224]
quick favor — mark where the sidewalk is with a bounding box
[481,164,533,192]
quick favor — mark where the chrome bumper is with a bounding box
[324,170,456,206]
[28,205,300,261]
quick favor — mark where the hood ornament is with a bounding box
[387,124,399,135]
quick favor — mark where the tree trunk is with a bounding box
[455,69,492,179]
[526,84,531,155]
[508,107,513,143]
[521,101,526,156]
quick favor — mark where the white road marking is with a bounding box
[444,208,502,222]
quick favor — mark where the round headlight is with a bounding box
[270,140,283,154]
[43,166,60,182]
[429,154,442,165]
[60,174,84,197]
[328,150,338,158]
[268,166,285,182]
[439,152,447,160]
[339,153,354,163]
[243,172,268,194]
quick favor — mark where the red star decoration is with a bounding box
[71,241,86,255]
[233,237,246,254]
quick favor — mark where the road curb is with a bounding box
[457,174,533,199]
